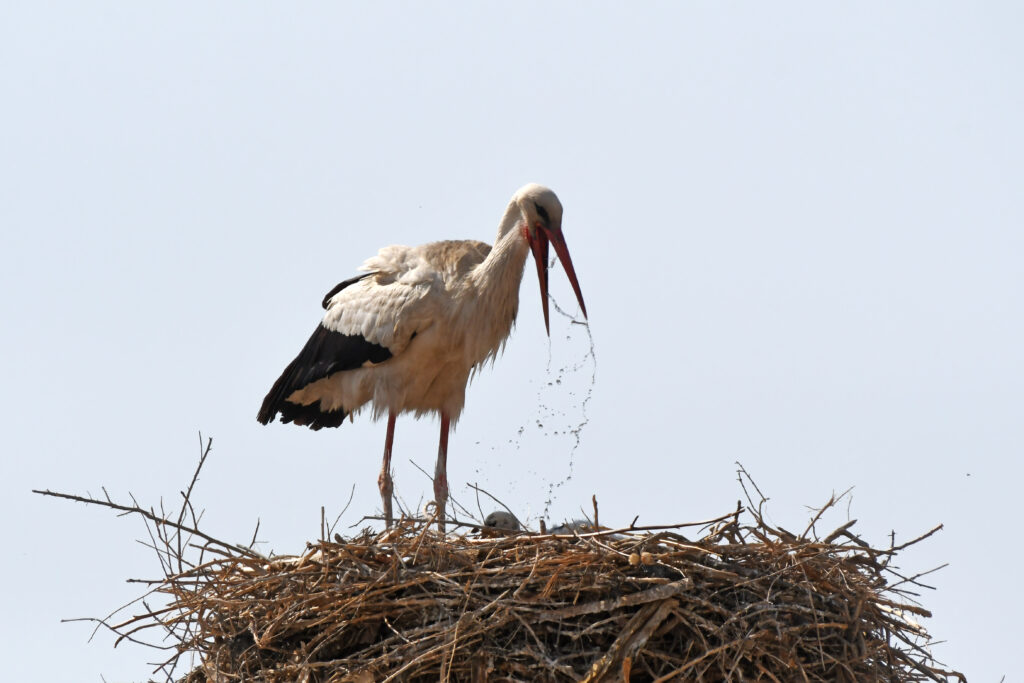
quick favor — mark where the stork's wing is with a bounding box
[257,251,441,430]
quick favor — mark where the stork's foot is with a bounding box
[378,469,394,528]
[433,477,448,534]
[379,410,397,528]
[433,412,451,534]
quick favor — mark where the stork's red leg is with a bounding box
[433,413,451,533]
[378,411,397,527]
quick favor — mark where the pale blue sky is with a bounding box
[2,3,1021,680]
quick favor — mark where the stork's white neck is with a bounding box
[459,202,530,361]
[472,202,530,294]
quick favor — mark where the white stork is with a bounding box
[257,184,586,530]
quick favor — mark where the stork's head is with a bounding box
[514,184,587,334]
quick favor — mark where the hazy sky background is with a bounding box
[2,3,1021,681]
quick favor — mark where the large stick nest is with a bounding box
[165,515,959,682]
[36,445,964,682]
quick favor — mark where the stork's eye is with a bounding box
[534,202,550,224]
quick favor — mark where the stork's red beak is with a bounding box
[528,226,587,335]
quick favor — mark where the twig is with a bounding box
[32,489,260,559]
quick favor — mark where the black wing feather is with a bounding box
[322,273,373,309]
[257,275,392,430]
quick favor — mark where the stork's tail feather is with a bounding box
[260,396,349,431]
[257,321,393,431]
[256,332,351,431]
[257,380,349,431]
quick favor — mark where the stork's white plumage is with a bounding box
[257,184,586,530]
